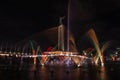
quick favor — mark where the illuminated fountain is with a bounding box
[40,15,80,67]
[101,41,112,61]
[86,28,104,66]
[0,0,106,68]
[101,41,120,62]
[0,0,83,67]
[23,0,84,66]
[30,41,37,65]
[20,41,42,65]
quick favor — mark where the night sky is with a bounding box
[0,0,120,45]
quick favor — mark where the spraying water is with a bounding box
[67,0,71,51]
[101,41,111,58]
[87,28,104,66]
[30,40,36,65]
[69,33,78,52]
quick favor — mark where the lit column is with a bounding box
[58,25,64,51]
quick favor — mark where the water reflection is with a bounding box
[0,65,113,80]
[97,66,108,80]
[28,65,108,80]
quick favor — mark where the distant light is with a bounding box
[16,54,18,57]
[115,52,118,55]
[101,62,104,67]
[78,64,80,67]
[41,63,44,66]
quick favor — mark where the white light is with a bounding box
[116,52,118,54]
[101,62,104,67]
[78,64,80,67]
[41,63,44,66]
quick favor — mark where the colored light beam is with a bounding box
[87,29,104,66]
[67,0,71,51]
[30,40,36,65]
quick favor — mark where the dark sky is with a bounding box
[0,0,120,44]
[0,0,68,42]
